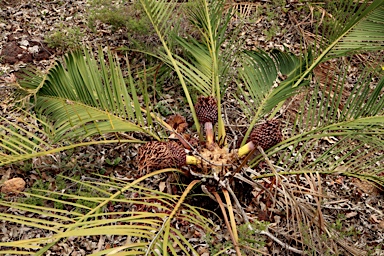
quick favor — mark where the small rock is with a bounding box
[28,45,40,54]
[1,177,26,194]
[19,39,29,47]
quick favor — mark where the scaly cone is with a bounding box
[238,119,282,157]
[137,141,199,172]
[194,96,218,145]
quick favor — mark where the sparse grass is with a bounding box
[206,232,234,255]
[238,222,268,254]
[88,0,151,35]
[105,156,122,166]
[44,24,84,51]
[22,176,67,208]
[154,101,174,116]
[331,213,362,239]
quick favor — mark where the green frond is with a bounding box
[35,96,150,141]
[250,116,384,187]
[293,0,384,88]
[178,0,231,141]
[0,138,143,167]
[157,50,212,95]
[0,49,170,166]
[238,49,308,145]
[250,52,384,183]
[141,0,237,141]
[139,0,201,133]
[329,3,384,56]
[0,108,145,166]
[293,59,384,134]
[37,50,146,125]
[172,37,213,94]
[242,49,308,114]
[341,75,384,119]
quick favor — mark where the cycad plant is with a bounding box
[1,0,383,255]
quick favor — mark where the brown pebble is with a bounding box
[1,177,26,194]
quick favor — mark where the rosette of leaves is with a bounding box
[0,0,384,255]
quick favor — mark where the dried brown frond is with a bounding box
[255,148,367,254]
[224,2,259,22]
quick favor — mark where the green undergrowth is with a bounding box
[206,221,268,255]
[238,222,268,254]
[88,0,151,34]
[45,24,84,51]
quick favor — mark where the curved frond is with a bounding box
[239,49,307,115]
[0,109,144,166]
[0,171,213,255]
[139,0,201,132]
[140,0,238,141]
[329,3,384,56]
[16,49,161,143]
[39,50,145,124]
[293,0,384,88]
[238,49,308,144]
[36,96,150,142]
[247,54,384,187]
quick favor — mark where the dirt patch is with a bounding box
[1,34,52,64]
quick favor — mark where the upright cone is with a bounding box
[238,119,283,157]
[194,96,218,145]
[250,119,282,150]
[194,96,218,125]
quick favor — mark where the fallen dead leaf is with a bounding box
[352,178,380,195]
[378,221,384,230]
[159,181,166,192]
[2,73,17,83]
[369,214,380,224]
[166,114,188,133]
[345,212,358,219]
[335,176,344,185]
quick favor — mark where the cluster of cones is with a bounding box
[138,96,282,172]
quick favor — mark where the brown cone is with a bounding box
[137,141,186,171]
[194,96,218,125]
[168,141,187,167]
[250,120,282,150]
